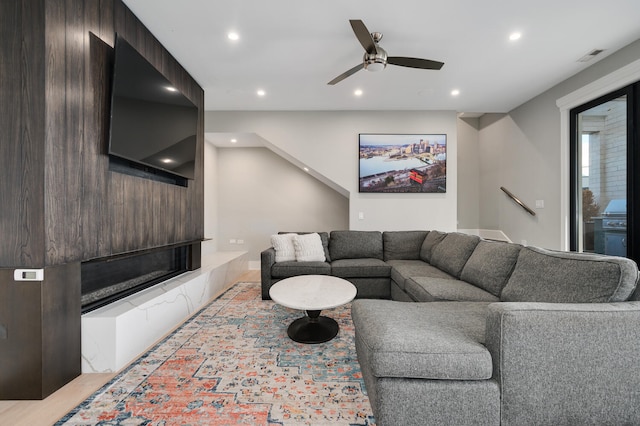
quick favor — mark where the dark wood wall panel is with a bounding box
[1,0,204,269]
[0,264,80,399]
[109,173,126,253]
[0,275,43,399]
[0,0,46,268]
[41,262,81,398]
[37,0,204,265]
[1,0,203,399]
[44,0,67,264]
[65,0,86,261]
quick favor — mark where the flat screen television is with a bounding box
[108,34,198,180]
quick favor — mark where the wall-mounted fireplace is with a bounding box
[81,243,200,313]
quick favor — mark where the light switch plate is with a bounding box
[13,269,44,281]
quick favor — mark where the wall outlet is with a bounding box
[229,239,237,244]
[535,199,544,208]
[237,239,244,244]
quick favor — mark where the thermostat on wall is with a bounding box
[14,269,44,281]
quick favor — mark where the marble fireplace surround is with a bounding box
[81,251,247,373]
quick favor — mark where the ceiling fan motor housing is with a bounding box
[364,45,387,72]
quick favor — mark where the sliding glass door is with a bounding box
[570,83,638,262]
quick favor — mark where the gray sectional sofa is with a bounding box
[260,230,640,425]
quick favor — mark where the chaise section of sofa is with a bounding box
[352,300,500,425]
[352,241,640,425]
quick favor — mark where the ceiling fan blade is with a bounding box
[328,63,364,85]
[388,56,444,70]
[349,19,377,54]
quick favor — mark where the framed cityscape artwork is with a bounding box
[359,133,447,193]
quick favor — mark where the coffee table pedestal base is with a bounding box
[287,310,339,344]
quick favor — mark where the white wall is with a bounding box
[456,117,480,229]
[476,38,640,249]
[212,146,349,265]
[202,140,218,255]
[205,110,458,233]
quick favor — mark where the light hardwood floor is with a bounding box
[0,270,261,426]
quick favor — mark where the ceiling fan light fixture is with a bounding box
[365,61,386,72]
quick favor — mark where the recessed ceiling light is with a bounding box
[509,32,522,41]
[230,138,237,144]
[451,89,460,96]
[354,89,363,96]
[303,167,309,172]
[227,32,239,41]
[257,89,266,97]
[161,158,173,164]
[166,86,177,92]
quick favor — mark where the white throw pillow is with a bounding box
[293,233,326,262]
[271,233,297,262]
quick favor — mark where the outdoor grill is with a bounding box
[594,199,627,257]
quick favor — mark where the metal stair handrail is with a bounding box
[500,186,536,216]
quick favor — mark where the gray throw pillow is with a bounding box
[460,240,522,297]
[501,246,639,303]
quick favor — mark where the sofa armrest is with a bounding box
[485,301,640,425]
[260,247,276,299]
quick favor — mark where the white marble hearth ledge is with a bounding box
[81,251,248,373]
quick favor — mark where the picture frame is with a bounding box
[359,133,447,193]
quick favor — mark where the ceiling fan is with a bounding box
[328,19,444,85]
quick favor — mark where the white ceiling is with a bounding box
[123,0,640,116]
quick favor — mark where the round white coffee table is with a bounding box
[269,275,357,344]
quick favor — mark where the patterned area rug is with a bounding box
[57,282,376,425]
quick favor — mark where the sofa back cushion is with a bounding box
[501,246,639,302]
[460,240,522,297]
[329,230,383,260]
[383,231,429,261]
[430,233,481,278]
[419,230,447,263]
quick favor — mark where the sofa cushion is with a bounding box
[430,233,481,278]
[329,230,383,260]
[331,258,391,278]
[460,240,522,297]
[271,261,331,278]
[406,277,500,302]
[419,230,447,263]
[352,300,493,380]
[292,233,326,262]
[387,260,455,290]
[383,231,429,261]
[281,231,331,262]
[501,246,639,303]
